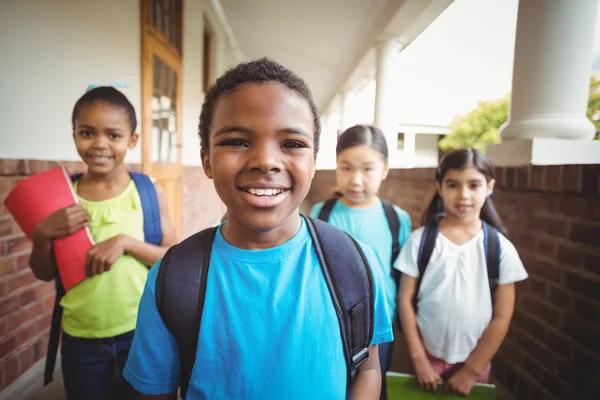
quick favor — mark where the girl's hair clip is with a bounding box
[86,81,129,92]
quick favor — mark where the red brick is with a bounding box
[583,252,600,277]
[570,222,600,247]
[0,201,6,217]
[558,197,588,218]
[544,165,562,191]
[505,168,517,189]
[0,297,17,319]
[0,337,16,360]
[16,323,37,347]
[522,296,561,326]
[529,215,569,238]
[33,336,47,362]
[35,281,54,300]
[18,288,37,307]
[36,312,52,332]
[572,297,600,325]
[516,233,536,251]
[16,254,29,271]
[562,315,600,353]
[546,330,571,360]
[531,166,545,190]
[518,331,557,369]
[513,309,546,339]
[557,245,584,268]
[0,217,14,237]
[536,237,558,258]
[0,160,25,176]
[6,302,44,331]
[542,370,566,398]
[0,239,6,256]
[0,281,7,297]
[562,165,582,193]
[581,165,600,196]
[0,178,14,197]
[572,346,600,377]
[0,258,15,278]
[5,236,31,255]
[564,272,600,303]
[8,270,37,292]
[523,255,561,282]
[19,344,35,375]
[517,166,531,190]
[528,276,548,299]
[24,160,47,175]
[549,286,572,312]
[1,355,19,388]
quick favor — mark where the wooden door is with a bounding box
[141,0,183,238]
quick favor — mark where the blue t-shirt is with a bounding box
[310,199,412,318]
[124,218,393,399]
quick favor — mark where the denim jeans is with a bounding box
[61,330,140,400]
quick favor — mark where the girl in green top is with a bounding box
[29,86,177,400]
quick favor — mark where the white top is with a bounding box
[394,226,528,363]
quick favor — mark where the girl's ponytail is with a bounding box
[480,197,508,237]
[421,192,444,226]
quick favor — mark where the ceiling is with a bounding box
[219,0,453,110]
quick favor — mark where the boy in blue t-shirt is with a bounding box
[124,58,393,399]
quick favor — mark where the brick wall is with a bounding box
[182,166,225,238]
[307,165,600,400]
[0,159,222,390]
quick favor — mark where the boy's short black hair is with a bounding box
[199,57,321,154]
[72,86,137,133]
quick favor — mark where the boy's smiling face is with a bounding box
[202,82,316,234]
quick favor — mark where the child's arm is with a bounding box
[399,275,442,392]
[86,183,178,275]
[29,204,89,280]
[445,282,515,396]
[350,344,381,399]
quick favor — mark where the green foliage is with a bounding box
[440,78,600,151]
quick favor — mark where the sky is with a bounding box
[347,0,600,128]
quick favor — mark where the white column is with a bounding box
[490,0,600,165]
[339,91,350,132]
[374,38,403,163]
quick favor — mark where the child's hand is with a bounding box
[86,235,127,276]
[414,357,442,392]
[34,204,89,240]
[445,366,478,397]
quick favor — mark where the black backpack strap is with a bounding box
[305,217,374,380]
[415,219,439,307]
[482,221,501,304]
[130,172,163,246]
[155,227,217,399]
[316,198,337,222]
[44,277,65,385]
[381,200,401,286]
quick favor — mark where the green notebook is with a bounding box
[386,372,496,399]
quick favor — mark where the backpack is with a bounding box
[317,198,402,327]
[155,217,374,399]
[44,172,162,385]
[414,218,501,307]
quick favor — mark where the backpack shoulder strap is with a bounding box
[381,200,401,266]
[482,221,501,304]
[130,172,163,246]
[305,217,374,380]
[316,198,337,222]
[415,219,439,305]
[44,277,65,385]
[70,173,82,183]
[155,226,218,400]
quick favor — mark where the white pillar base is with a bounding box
[499,115,596,141]
[487,138,600,166]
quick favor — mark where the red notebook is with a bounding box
[4,166,94,291]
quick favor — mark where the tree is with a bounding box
[439,78,600,151]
